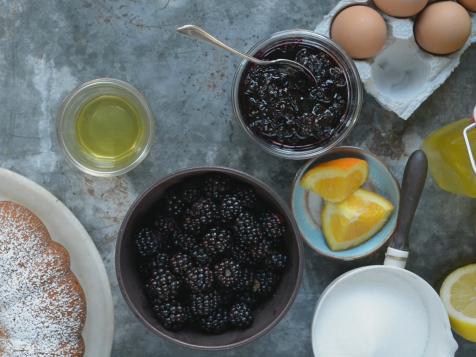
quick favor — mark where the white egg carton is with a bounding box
[315,0,476,120]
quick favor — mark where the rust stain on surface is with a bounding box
[83,176,96,197]
[104,233,117,242]
[81,176,134,228]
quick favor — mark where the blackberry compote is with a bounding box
[239,43,347,149]
[233,31,362,158]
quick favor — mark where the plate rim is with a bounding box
[0,167,114,357]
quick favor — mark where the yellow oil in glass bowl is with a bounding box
[58,78,154,176]
[75,95,144,166]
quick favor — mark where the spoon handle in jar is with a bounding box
[391,150,428,252]
[177,25,265,65]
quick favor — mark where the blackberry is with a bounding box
[180,181,201,203]
[259,211,286,242]
[146,269,182,302]
[139,252,169,276]
[265,252,288,271]
[188,198,218,226]
[233,212,263,246]
[182,215,205,236]
[234,268,254,292]
[219,194,244,223]
[231,240,254,266]
[202,227,232,259]
[229,303,253,328]
[185,266,214,293]
[153,300,190,331]
[249,239,273,265]
[190,290,223,317]
[214,259,242,289]
[203,174,232,200]
[197,308,229,333]
[235,291,258,307]
[153,216,178,237]
[164,190,186,218]
[170,253,193,276]
[135,227,160,257]
[234,186,258,209]
[252,271,279,299]
[219,289,234,307]
[188,245,211,266]
[171,231,196,251]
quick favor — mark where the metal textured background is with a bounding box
[0,0,475,355]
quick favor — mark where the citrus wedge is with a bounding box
[321,189,394,251]
[300,158,368,202]
[440,264,476,342]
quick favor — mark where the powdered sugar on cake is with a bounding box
[0,201,86,356]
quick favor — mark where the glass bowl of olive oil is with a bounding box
[57,78,154,176]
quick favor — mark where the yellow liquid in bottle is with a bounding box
[423,118,476,197]
[75,95,145,167]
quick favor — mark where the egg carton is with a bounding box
[315,0,476,120]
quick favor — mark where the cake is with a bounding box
[0,201,86,356]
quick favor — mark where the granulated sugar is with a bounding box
[313,273,429,357]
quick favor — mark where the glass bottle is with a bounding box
[423,106,476,197]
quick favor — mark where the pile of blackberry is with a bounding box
[134,173,288,334]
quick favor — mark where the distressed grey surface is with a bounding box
[0,0,475,356]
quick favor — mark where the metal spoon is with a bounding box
[176,25,318,85]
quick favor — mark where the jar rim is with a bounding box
[231,29,363,160]
[56,78,155,177]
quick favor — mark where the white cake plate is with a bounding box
[0,168,114,357]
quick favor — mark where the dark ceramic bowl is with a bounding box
[116,167,304,350]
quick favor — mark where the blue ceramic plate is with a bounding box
[292,146,400,261]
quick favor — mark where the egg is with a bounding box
[459,0,476,12]
[331,5,387,59]
[374,0,428,18]
[415,1,472,55]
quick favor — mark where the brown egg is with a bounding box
[415,1,472,55]
[331,5,387,59]
[374,0,428,17]
[459,0,476,12]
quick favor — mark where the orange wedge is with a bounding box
[321,189,394,251]
[300,158,368,202]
